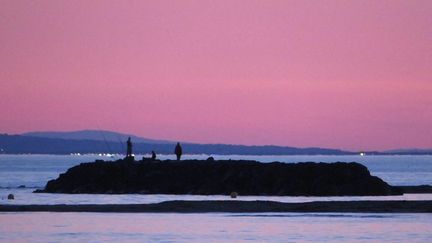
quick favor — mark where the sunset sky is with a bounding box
[1,0,431,151]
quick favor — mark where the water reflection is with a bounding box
[1,212,431,242]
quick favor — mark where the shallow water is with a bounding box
[1,212,431,242]
[1,188,432,205]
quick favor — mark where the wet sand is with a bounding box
[1,200,432,213]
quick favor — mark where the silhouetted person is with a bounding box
[126,137,133,158]
[151,150,157,160]
[175,142,182,160]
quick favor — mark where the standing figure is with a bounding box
[126,137,133,158]
[175,142,182,161]
[151,150,157,160]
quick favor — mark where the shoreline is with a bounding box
[30,185,432,194]
[1,200,432,213]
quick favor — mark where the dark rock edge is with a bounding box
[35,159,402,196]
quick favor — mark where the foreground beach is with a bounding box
[2,200,432,213]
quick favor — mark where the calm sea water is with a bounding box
[1,154,432,188]
[1,212,431,242]
[1,154,432,242]
[1,154,432,205]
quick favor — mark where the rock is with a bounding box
[395,185,432,194]
[230,192,238,198]
[7,194,14,200]
[36,159,401,196]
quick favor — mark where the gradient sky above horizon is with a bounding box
[1,0,431,151]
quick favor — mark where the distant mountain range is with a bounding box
[0,130,430,155]
[383,148,432,155]
[0,130,357,155]
[22,130,174,144]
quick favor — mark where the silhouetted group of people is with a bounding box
[125,137,183,161]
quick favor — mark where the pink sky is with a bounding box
[1,0,431,151]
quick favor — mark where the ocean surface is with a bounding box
[1,154,432,205]
[1,154,432,242]
[1,212,432,242]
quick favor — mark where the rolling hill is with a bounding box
[0,130,355,155]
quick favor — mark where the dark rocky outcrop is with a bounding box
[395,185,432,194]
[35,159,401,196]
